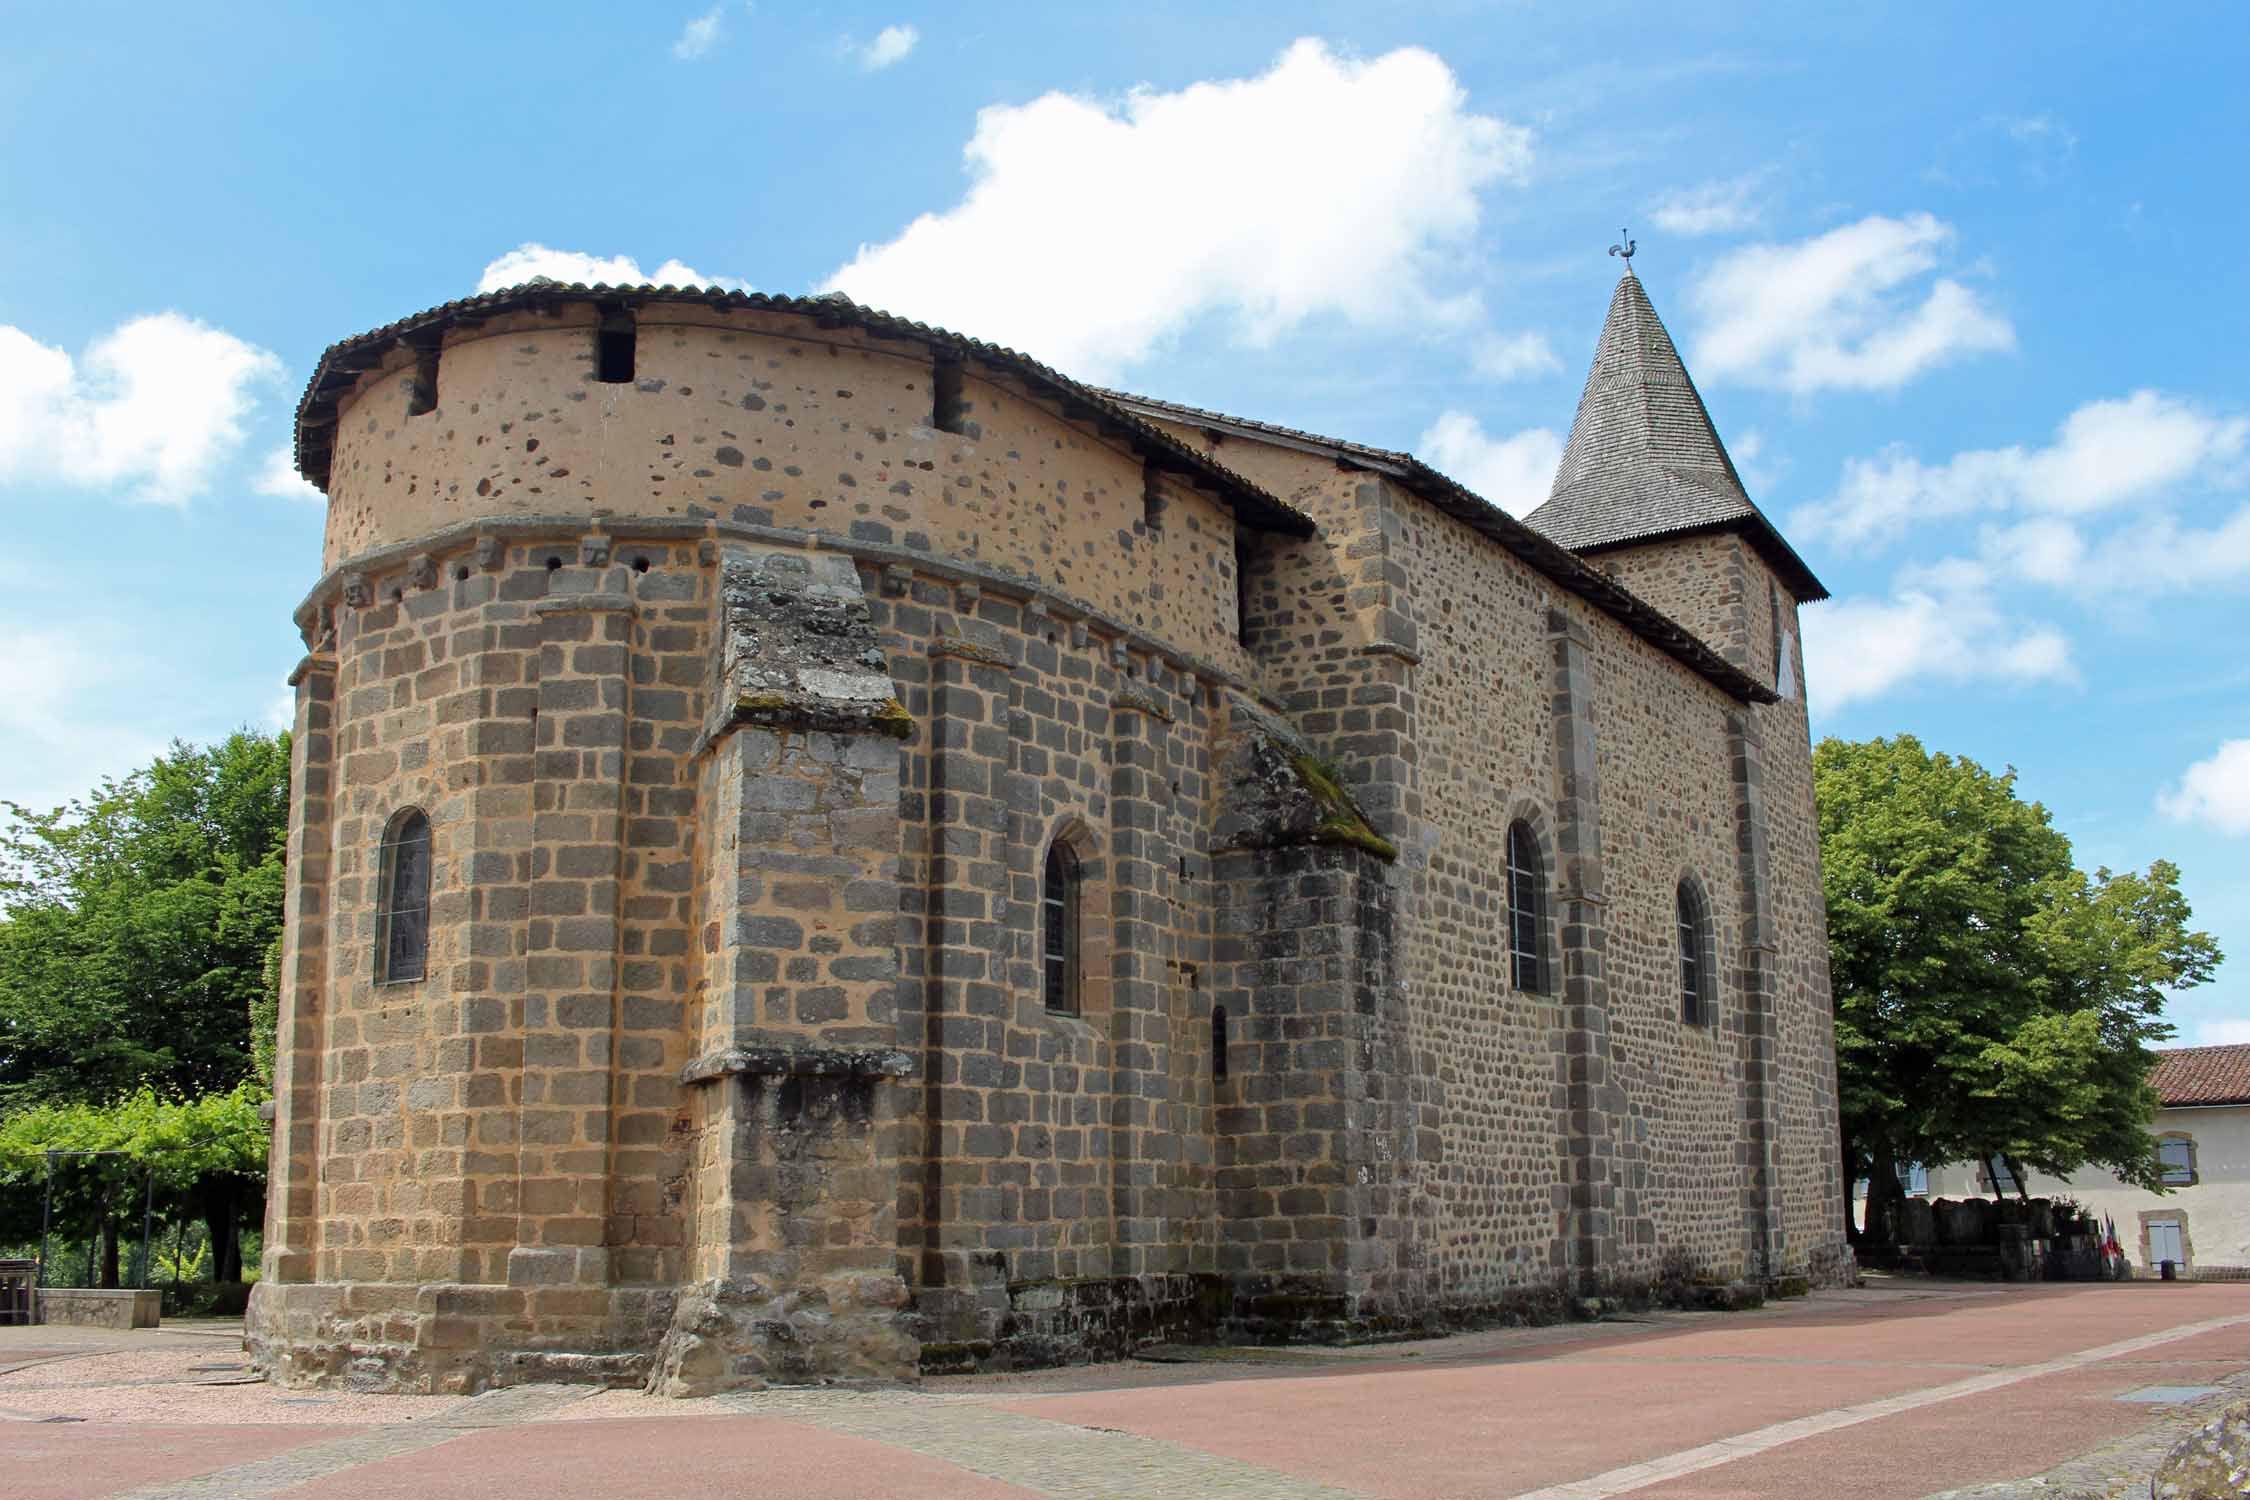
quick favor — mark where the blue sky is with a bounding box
[1,3,2243,1041]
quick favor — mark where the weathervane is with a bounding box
[1609,228,1636,269]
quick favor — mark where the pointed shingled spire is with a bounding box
[1523,270,1827,602]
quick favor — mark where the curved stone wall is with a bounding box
[319,306,1253,671]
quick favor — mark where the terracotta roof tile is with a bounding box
[2151,1044,2250,1107]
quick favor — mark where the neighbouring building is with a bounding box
[1923,1044,2250,1276]
[246,261,1850,1396]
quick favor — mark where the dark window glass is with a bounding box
[377,810,431,984]
[1505,821,1545,993]
[1678,880,1709,1024]
[1042,841,1080,1014]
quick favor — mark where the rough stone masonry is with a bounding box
[247,270,1850,1396]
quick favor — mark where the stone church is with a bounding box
[247,260,1850,1395]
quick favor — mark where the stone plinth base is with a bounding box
[37,1288,162,1329]
[912,1272,1219,1373]
[645,1273,917,1395]
[245,1281,677,1396]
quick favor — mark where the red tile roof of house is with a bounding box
[2152,1044,2250,1107]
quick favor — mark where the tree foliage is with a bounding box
[1817,735,2221,1215]
[0,732,290,1107]
[0,1083,268,1281]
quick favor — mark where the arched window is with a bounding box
[1042,840,1082,1014]
[1677,879,1713,1025]
[1505,821,1546,993]
[376,809,431,984]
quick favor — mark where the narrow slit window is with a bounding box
[1233,531,1257,647]
[406,344,440,417]
[596,305,636,384]
[932,357,967,435]
[1677,879,1713,1025]
[1212,1004,1229,1082]
[1142,464,1166,535]
[375,809,432,984]
[1042,841,1081,1014]
[1505,821,1546,993]
[1769,585,1784,689]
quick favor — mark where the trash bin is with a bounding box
[2160,1259,2177,1281]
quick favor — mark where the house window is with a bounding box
[1505,821,1546,993]
[1980,1155,2021,1196]
[2157,1136,2197,1187]
[375,808,432,984]
[1042,841,1081,1014]
[1677,879,1713,1025]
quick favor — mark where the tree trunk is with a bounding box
[202,1181,240,1284]
[100,1220,121,1289]
[1864,1155,1906,1249]
[2005,1154,2032,1203]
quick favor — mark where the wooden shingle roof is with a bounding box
[1523,271,1828,603]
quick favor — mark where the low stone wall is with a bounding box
[38,1289,161,1329]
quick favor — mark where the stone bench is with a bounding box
[36,1288,161,1329]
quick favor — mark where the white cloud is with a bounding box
[1472,331,1561,381]
[0,313,283,506]
[2196,1018,2250,1046]
[856,23,919,71]
[1649,174,1764,237]
[264,690,297,732]
[1801,560,2074,711]
[2159,739,2250,836]
[1688,212,2013,396]
[476,244,752,294]
[1730,428,1788,496]
[254,445,321,502]
[671,6,724,60]
[825,38,1532,380]
[1794,391,2249,547]
[0,627,168,810]
[1416,410,1563,516]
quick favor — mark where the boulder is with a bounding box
[2151,1398,2250,1499]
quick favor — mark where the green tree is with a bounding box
[1816,736,2220,1241]
[0,732,289,1108]
[0,1084,268,1285]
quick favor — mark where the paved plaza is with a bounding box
[5,1280,2246,1499]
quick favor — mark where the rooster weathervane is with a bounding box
[1609,229,1636,268]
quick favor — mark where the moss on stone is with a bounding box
[1290,754,1399,862]
[872,696,916,740]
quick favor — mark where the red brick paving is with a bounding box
[3,1422,362,1500]
[8,1283,2246,1500]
